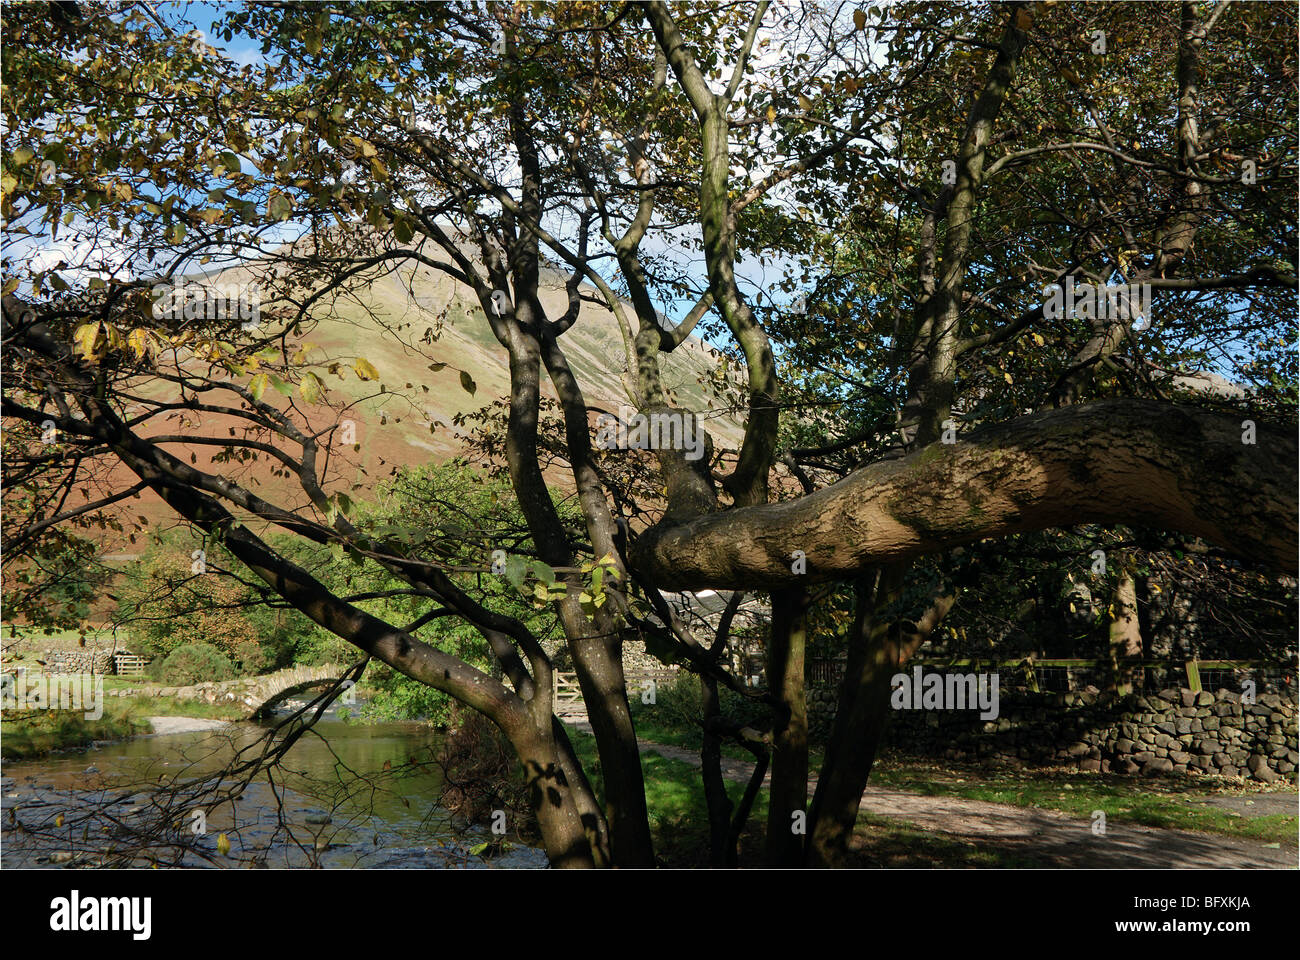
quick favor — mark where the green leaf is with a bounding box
[503,555,528,590]
[268,374,293,397]
[459,370,476,395]
[530,560,556,587]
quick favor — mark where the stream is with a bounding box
[1,704,547,869]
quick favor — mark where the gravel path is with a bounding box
[591,724,1298,869]
[146,716,232,736]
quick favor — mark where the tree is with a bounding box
[3,0,1295,868]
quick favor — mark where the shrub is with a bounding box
[159,643,234,686]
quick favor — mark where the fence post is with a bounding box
[1184,659,1203,692]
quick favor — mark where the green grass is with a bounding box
[567,721,763,866]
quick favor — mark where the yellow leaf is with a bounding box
[766,104,776,124]
[300,371,323,404]
[353,357,379,381]
[1031,332,1045,347]
[797,93,814,113]
[216,833,231,856]
[249,372,269,403]
[1003,371,1013,384]
[127,328,154,359]
[73,322,102,359]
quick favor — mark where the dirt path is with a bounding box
[596,725,1297,869]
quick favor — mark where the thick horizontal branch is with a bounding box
[631,400,1297,589]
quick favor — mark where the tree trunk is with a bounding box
[805,568,903,867]
[564,616,657,867]
[700,673,733,866]
[765,587,809,866]
[514,733,599,868]
[1108,561,1144,694]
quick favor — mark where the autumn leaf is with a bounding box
[797,93,814,113]
[127,328,155,359]
[299,371,324,404]
[249,372,270,402]
[853,9,867,31]
[73,322,102,359]
[216,833,231,855]
[268,193,292,221]
[353,357,380,381]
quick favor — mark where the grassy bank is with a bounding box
[2,700,151,760]
[2,694,246,760]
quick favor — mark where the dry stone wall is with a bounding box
[809,685,1297,782]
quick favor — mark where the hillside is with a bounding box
[87,253,744,554]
